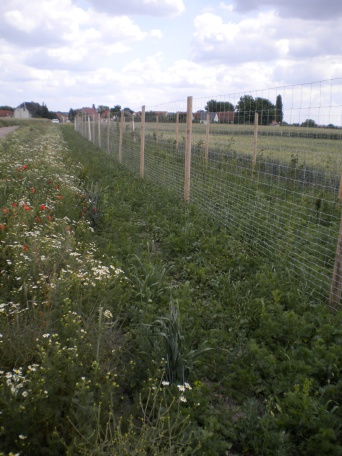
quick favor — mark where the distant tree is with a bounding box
[301,119,317,128]
[40,103,50,119]
[327,123,337,129]
[235,95,275,125]
[205,99,234,112]
[0,105,14,111]
[97,105,109,114]
[111,105,121,114]
[68,108,76,122]
[255,97,276,125]
[275,94,283,124]
[235,95,256,124]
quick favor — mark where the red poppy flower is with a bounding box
[55,185,60,189]
[0,224,6,230]
[57,195,63,200]
[46,215,52,221]
[12,202,18,207]
[23,205,31,211]
[1,208,10,214]
[23,244,28,251]
[30,187,36,193]
[35,216,41,223]
[22,165,28,170]
[40,204,47,210]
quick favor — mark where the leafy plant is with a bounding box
[145,300,212,384]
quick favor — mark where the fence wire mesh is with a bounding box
[75,78,342,309]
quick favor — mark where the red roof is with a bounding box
[80,107,99,119]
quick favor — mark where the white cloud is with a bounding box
[219,2,234,12]
[191,11,342,65]
[83,0,185,17]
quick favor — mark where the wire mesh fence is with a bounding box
[75,78,342,310]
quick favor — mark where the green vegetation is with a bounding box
[0,123,341,455]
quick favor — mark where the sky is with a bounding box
[1,0,342,123]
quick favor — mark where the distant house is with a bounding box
[195,112,217,124]
[0,110,14,118]
[195,111,235,124]
[100,109,110,120]
[215,112,235,124]
[14,102,40,119]
[79,107,99,120]
[56,112,68,123]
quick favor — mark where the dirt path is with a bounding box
[0,126,19,138]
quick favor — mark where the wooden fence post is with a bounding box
[140,105,146,178]
[252,112,258,167]
[184,96,193,203]
[92,115,95,144]
[88,116,91,142]
[329,188,342,310]
[205,112,210,162]
[107,110,110,154]
[119,110,124,163]
[98,114,101,148]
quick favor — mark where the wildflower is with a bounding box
[12,202,18,207]
[35,217,41,223]
[23,245,28,251]
[179,396,187,402]
[177,385,185,392]
[19,434,27,439]
[162,381,170,386]
[30,187,36,193]
[103,310,113,319]
[46,215,52,221]
[1,208,10,214]
[57,195,63,200]
[22,391,28,397]
[23,205,30,211]
[22,165,28,170]
[184,382,192,390]
[0,224,6,230]
[40,204,47,210]
[42,334,50,338]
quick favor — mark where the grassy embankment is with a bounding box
[0,122,341,455]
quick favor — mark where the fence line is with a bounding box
[75,78,342,310]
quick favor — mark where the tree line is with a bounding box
[203,94,284,125]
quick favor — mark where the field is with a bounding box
[0,122,341,455]
[140,122,342,171]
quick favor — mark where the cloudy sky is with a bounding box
[1,0,342,121]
